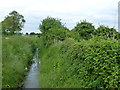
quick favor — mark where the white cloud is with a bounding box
[0,0,119,33]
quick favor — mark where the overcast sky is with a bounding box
[0,0,119,33]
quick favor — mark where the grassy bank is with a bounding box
[39,37,119,88]
[2,35,38,88]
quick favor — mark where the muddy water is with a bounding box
[23,48,40,88]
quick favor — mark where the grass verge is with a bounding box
[2,35,38,88]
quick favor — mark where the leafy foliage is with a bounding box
[39,17,120,88]
[1,11,25,35]
[73,20,95,40]
[94,25,120,39]
[39,17,69,48]
[39,16,65,33]
[60,38,119,88]
[40,27,69,48]
[40,38,119,88]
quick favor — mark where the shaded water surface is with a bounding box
[23,48,40,88]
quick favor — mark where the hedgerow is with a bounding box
[39,17,120,88]
[40,38,119,88]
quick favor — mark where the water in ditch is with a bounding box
[23,48,40,88]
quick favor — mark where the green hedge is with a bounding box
[40,38,119,88]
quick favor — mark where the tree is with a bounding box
[39,16,65,33]
[40,27,69,48]
[39,16,69,48]
[95,25,120,39]
[1,11,25,35]
[73,20,95,40]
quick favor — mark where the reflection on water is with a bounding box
[23,48,40,88]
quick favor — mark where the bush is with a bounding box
[40,38,119,88]
[40,27,69,48]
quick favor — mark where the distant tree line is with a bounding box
[1,10,120,40]
[39,16,120,48]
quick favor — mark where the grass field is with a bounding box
[2,35,39,88]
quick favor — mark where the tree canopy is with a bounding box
[73,20,95,40]
[1,11,25,35]
[95,25,120,39]
[39,16,66,33]
[39,16,70,47]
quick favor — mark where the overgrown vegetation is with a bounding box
[39,17,120,88]
[40,38,119,88]
[1,10,120,88]
[2,35,38,88]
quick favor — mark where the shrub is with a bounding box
[40,38,119,88]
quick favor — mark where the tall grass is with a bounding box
[2,35,38,88]
[39,43,62,88]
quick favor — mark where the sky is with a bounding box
[0,0,119,34]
